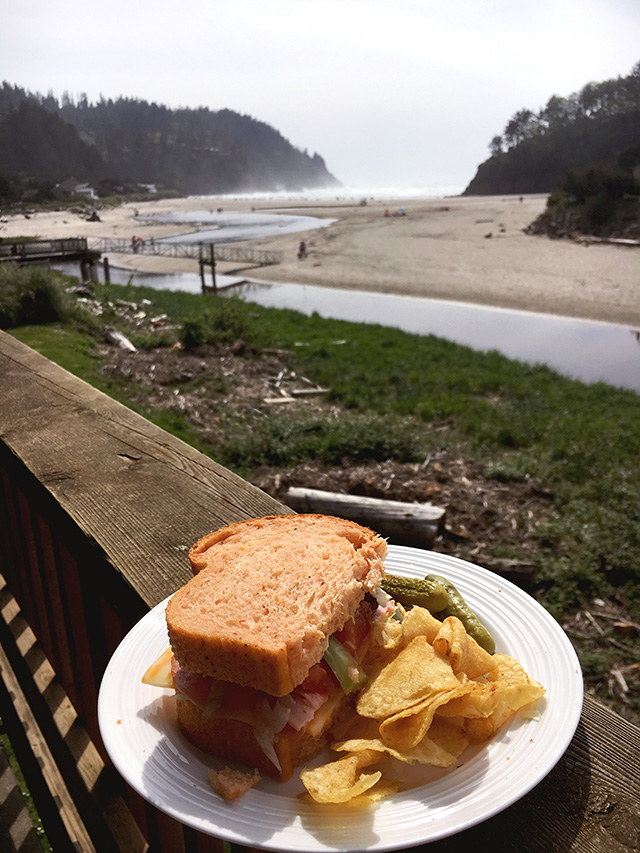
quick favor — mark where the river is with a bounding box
[85,264,640,395]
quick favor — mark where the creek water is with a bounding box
[137,209,335,243]
[77,263,640,394]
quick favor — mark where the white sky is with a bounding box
[2,0,639,192]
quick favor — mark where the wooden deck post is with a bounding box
[199,244,206,293]
[209,243,217,293]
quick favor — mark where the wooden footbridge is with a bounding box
[88,236,282,267]
[90,237,283,293]
[0,237,100,271]
[0,236,282,291]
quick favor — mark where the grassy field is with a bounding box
[4,270,640,723]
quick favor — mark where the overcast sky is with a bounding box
[2,0,639,192]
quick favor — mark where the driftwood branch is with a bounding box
[286,487,445,547]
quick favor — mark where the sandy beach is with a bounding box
[2,193,639,327]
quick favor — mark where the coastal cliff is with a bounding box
[463,60,640,196]
[0,83,341,200]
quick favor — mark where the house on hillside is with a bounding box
[53,178,97,200]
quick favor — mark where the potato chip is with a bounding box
[379,683,471,751]
[399,605,443,645]
[333,714,382,743]
[300,583,545,808]
[342,778,402,807]
[463,715,496,743]
[357,636,459,719]
[410,717,470,767]
[463,654,545,741]
[333,736,394,758]
[300,750,382,804]
[432,616,497,679]
[298,777,402,807]
[486,654,546,729]
[436,680,499,719]
[336,719,469,768]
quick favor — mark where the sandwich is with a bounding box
[147,514,388,782]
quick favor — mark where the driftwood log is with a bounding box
[286,487,445,547]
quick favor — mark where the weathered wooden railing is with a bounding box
[1,329,639,852]
[89,237,282,266]
[0,330,289,851]
[0,237,98,263]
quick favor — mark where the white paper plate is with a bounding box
[98,546,583,851]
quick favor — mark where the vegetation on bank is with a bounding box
[526,163,640,239]
[0,179,181,212]
[3,266,640,722]
[464,59,640,196]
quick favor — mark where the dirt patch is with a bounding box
[97,301,553,590]
[251,455,551,590]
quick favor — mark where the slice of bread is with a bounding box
[166,514,387,696]
[177,697,333,782]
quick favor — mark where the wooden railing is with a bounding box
[0,330,289,852]
[0,237,97,262]
[89,237,282,266]
[1,329,639,852]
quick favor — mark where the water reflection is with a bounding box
[58,263,640,394]
[234,281,640,394]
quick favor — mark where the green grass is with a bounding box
[7,279,640,721]
[11,282,640,615]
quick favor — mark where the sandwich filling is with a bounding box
[145,595,396,773]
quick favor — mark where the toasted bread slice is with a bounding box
[166,514,387,696]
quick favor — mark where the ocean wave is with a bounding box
[190,185,464,203]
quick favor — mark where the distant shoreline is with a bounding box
[1,193,639,326]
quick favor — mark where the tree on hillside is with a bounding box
[489,135,503,157]
[464,60,640,196]
[0,82,340,197]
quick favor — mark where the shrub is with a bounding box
[180,296,250,349]
[220,412,427,471]
[0,264,77,328]
[560,164,640,204]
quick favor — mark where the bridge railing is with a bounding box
[89,238,282,266]
[0,237,90,260]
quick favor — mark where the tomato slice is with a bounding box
[333,599,374,661]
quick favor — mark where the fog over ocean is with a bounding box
[191,185,467,203]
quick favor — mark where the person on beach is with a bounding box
[298,241,307,259]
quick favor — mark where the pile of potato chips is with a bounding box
[300,605,545,806]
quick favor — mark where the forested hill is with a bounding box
[463,61,640,196]
[0,83,340,197]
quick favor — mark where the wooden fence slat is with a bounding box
[0,609,97,851]
[34,512,77,698]
[0,472,34,628]
[55,542,101,740]
[15,490,56,667]
[0,576,149,852]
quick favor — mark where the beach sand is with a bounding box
[2,194,639,326]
